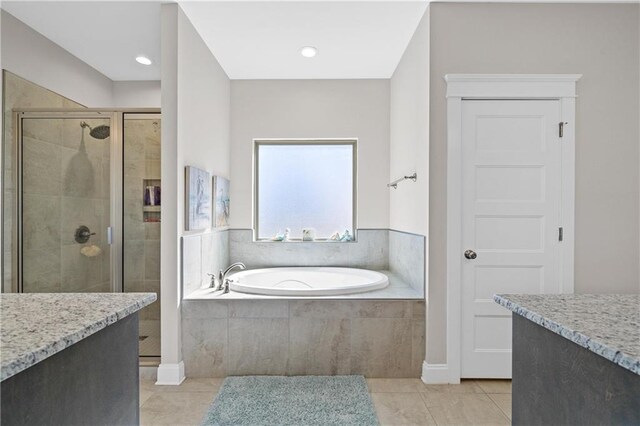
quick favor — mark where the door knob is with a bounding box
[464,250,477,260]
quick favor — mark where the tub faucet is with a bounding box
[218,262,246,293]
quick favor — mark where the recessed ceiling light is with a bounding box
[136,56,152,66]
[300,46,318,58]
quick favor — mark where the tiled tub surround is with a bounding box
[183,228,424,297]
[1,292,156,381]
[182,230,230,296]
[388,230,426,294]
[181,299,425,378]
[495,294,640,375]
[229,229,389,271]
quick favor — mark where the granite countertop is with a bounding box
[1,293,156,381]
[494,294,640,375]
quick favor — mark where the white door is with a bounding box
[460,100,563,378]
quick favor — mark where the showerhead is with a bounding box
[80,121,110,140]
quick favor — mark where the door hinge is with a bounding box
[107,226,113,245]
[559,122,567,138]
[558,227,563,242]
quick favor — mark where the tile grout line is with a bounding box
[486,393,512,422]
[416,390,439,425]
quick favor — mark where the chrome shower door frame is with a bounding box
[14,109,124,293]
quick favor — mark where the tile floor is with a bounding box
[140,377,512,425]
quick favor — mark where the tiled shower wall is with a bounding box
[3,72,113,292]
[2,72,87,291]
[123,118,161,322]
[182,299,425,378]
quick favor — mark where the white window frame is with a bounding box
[432,74,581,385]
[253,138,358,242]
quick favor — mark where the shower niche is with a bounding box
[142,178,161,223]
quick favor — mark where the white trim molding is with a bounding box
[444,74,581,384]
[421,362,454,384]
[445,74,582,99]
[156,361,185,386]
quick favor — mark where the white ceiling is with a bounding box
[2,0,634,80]
[1,1,428,81]
[1,1,162,81]
[179,1,429,79]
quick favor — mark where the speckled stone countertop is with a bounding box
[494,294,639,375]
[1,293,156,381]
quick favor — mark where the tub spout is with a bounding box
[220,262,246,293]
[223,262,246,277]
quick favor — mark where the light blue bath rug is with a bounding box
[201,375,379,426]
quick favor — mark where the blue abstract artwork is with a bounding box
[185,166,211,230]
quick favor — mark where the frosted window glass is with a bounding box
[257,143,354,240]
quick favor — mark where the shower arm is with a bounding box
[387,173,417,189]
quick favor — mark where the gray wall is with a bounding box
[229,79,391,230]
[1,10,113,107]
[389,8,429,237]
[428,3,640,363]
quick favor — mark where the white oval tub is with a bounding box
[228,267,389,296]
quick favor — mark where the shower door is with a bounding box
[122,113,161,359]
[16,111,121,293]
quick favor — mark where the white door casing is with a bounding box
[461,100,562,378]
[438,74,580,385]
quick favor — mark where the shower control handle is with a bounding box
[74,225,96,244]
[464,250,477,260]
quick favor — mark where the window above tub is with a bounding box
[254,139,357,242]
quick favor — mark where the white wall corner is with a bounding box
[155,361,185,386]
[421,362,456,384]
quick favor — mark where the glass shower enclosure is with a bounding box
[13,109,161,360]
[16,111,120,293]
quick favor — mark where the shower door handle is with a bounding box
[107,226,113,245]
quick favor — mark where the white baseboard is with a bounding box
[421,362,453,384]
[156,361,185,385]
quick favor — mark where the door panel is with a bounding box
[461,100,562,378]
[20,116,113,293]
